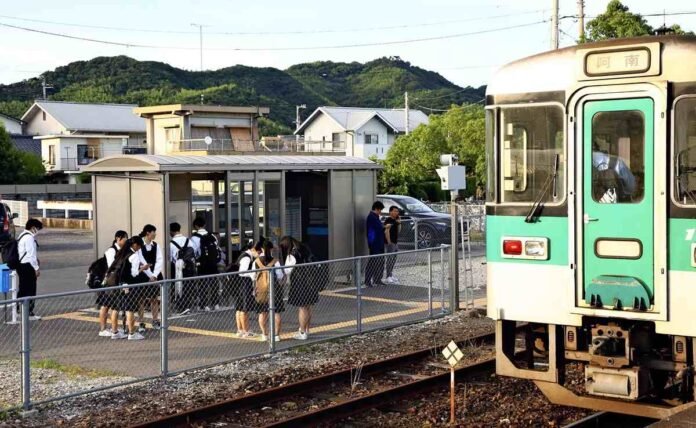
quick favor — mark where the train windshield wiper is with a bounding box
[524,154,559,223]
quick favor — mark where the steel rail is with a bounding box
[563,411,657,428]
[130,331,496,428]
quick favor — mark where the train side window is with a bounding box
[485,109,496,203]
[591,111,644,203]
[499,105,564,204]
[674,98,696,206]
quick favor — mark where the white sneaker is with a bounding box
[243,331,256,338]
[204,306,212,312]
[385,277,394,284]
[259,334,268,342]
[111,331,127,340]
[98,329,113,337]
[236,331,245,338]
[293,331,308,341]
[274,335,281,342]
[29,315,42,321]
[214,305,221,311]
[391,276,400,284]
[128,332,145,341]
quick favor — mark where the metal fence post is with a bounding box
[428,249,433,318]
[440,246,446,314]
[160,282,169,379]
[20,299,31,410]
[354,258,362,334]
[413,219,419,249]
[269,268,276,353]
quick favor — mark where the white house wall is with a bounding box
[25,109,67,136]
[1,117,23,134]
[303,115,347,143]
[356,117,389,160]
[152,116,184,155]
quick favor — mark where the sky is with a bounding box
[0,0,695,88]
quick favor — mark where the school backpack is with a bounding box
[104,254,128,287]
[194,232,220,270]
[254,257,275,304]
[172,239,197,278]
[593,156,624,202]
[0,232,30,270]
[85,245,114,289]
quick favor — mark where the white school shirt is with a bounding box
[170,234,189,263]
[141,240,164,278]
[275,254,296,280]
[128,249,142,278]
[104,243,122,269]
[190,228,209,257]
[237,250,257,280]
[18,231,39,271]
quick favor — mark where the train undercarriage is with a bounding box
[496,320,696,419]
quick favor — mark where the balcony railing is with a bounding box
[173,138,346,153]
[54,146,148,172]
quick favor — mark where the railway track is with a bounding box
[563,411,658,428]
[131,332,497,428]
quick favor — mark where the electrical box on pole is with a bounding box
[436,154,466,312]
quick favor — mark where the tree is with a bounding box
[379,104,485,198]
[583,0,693,42]
[0,125,45,184]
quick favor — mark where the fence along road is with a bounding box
[0,246,486,412]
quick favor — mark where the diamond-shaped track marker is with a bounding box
[442,340,463,367]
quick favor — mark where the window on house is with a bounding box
[165,127,181,144]
[48,145,55,165]
[365,134,379,144]
[332,133,342,142]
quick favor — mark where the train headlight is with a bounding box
[525,240,547,257]
[501,237,549,260]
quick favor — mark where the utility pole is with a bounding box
[551,0,559,50]
[404,91,410,135]
[577,0,585,40]
[41,75,53,100]
[191,23,206,71]
[295,104,306,131]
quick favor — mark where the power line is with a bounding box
[414,87,476,102]
[0,10,546,36]
[414,99,486,112]
[0,20,549,51]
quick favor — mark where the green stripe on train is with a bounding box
[669,219,696,272]
[486,215,569,266]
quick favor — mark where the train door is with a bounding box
[581,98,655,310]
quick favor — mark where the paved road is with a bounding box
[33,228,93,295]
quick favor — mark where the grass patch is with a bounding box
[31,359,119,379]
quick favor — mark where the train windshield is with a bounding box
[674,97,696,205]
[498,105,564,204]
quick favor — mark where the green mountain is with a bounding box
[0,56,485,134]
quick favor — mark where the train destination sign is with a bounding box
[577,42,661,80]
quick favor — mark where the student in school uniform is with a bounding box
[169,222,194,314]
[16,219,43,320]
[191,217,220,311]
[98,230,128,337]
[110,236,150,341]
[233,239,263,338]
[138,224,164,331]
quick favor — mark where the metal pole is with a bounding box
[578,0,585,40]
[450,366,456,424]
[160,282,169,379]
[551,0,559,49]
[268,268,276,353]
[427,249,433,318]
[413,219,419,250]
[354,258,362,334]
[20,299,31,410]
[404,92,410,135]
[440,246,446,314]
[450,198,459,312]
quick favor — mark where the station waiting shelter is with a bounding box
[84,155,379,271]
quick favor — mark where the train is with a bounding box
[485,35,696,418]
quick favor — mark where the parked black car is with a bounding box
[0,203,18,243]
[377,194,458,249]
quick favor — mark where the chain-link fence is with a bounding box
[0,246,453,411]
